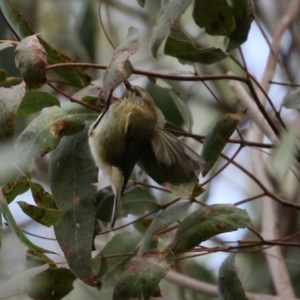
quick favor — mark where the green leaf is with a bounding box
[17,201,63,227]
[282,87,300,109]
[26,249,55,268]
[1,173,30,203]
[95,186,160,222]
[0,264,48,298]
[72,81,102,105]
[150,0,192,57]
[171,204,252,254]
[227,0,255,50]
[201,111,245,176]
[0,83,26,139]
[266,129,297,184]
[17,91,60,114]
[0,0,90,87]
[93,232,142,288]
[15,102,98,164]
[140,201,192,252]
[120,186,160,217]
[25,267,76,300]
[113,258,170,300]
[0,68,7,83]
[50,127,98,286]
[14,35,48,89]
[101,27,139,101]
[30,181,57,209]
[0,188,55,254]
[164,27,228,64]
[193,0,235,36]
[218,254,249,300]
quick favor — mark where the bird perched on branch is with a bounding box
[89,81,203,229]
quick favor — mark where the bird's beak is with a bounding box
[124,80,132,90]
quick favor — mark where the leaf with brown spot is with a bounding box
[14,35,48,90]
[17,201,63,227]
[30,182,57,209]
[15,101,98,165]
[49,126,98,286]
[101,27,139,101]
[171,204,252,254]
[193,0,235,36]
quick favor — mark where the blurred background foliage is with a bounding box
[0,0,300,299]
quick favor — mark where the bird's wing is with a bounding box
[120,111,147,194]
[151,128,204,174]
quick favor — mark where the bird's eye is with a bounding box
[135,90,142,97]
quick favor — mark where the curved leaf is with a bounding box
[17,201,63,227]
[17,91,60,114]
[101,27,139,101]
[193,0,235,36]
[0,0,90,86]
[0,188,55,254]
[49,126,98,286]
[201,110,245,176]
[165,27,227,64]
[15,102,98,164]
[14,35,48,89]
[150,0,192,57]
[218,254,249,300]
[0,83,25,139]
[171,204,252,254]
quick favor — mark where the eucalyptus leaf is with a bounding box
[0,83,26,139]
[14,35,48,89]
[101,27,139,101]
[0,188,55,254]
[282,87,300,109]
[201,111,245,176]
[150,0,192,57]
[93,232,142,288]
[17,91,60,114]
[113,258,170,300]
[164,27,227,64]
[17,201,63,227]
[193,0,235,36]
[0,1,90,86]
[50,127,98,286]
[15,102,98,165]
[218,254,249,300]
[171,204,252,254]
[140,201,192,251]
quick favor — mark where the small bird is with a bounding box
[89,81,203,228]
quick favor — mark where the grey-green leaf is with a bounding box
[17,91,60,114]
[171,204,252,254]
[93,232,142,288]
[50,126,98,286]
[15,102,98,165]
[140,201,192,252]
[164,27,228,64]
[282,87,300,109]
[150,0,192,57]
[101,27,139,101]
[218,254,249,300]
[0,188,55,254]
[201,111,245,176]
[14,35,48,90]
[0,83,26,139]
[193,0,235,36]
